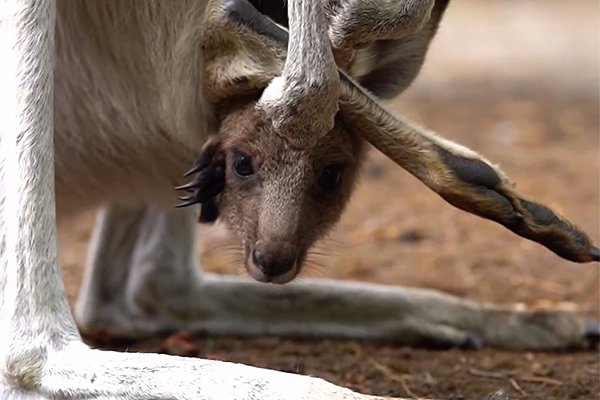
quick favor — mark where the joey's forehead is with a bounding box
[252,127,354,162]
[223,114,358,170]
[259,148,312,178]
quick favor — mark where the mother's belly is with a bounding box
[53,127,200,216]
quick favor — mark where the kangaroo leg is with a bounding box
[326,0,439,49]
[75,206,211,336]
[73,206,595,350]
[256,0,341,148]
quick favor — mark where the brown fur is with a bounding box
[216,102,365,281]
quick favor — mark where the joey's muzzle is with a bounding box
[248,241,299,284]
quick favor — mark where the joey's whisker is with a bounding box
[303,265,327,278]
[202,242,241,253]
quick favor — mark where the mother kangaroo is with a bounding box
[1,1,597,399]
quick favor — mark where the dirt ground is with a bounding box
[57,1,599,399]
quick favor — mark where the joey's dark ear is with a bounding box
[202,0,287,103]
[354,0,451,99]
[175,137,226,223]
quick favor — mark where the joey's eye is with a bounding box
[233,152,254,178]
[318,164,345,191]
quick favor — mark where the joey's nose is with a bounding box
[251,243,297,279]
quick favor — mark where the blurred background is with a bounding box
[59,1,599,399]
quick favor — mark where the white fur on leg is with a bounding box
[327,0,435,49]
[2,340,391,400]
[76,205,210,336]
[0,0,79,368]
[75,207,147,332]
[257,0,340,148]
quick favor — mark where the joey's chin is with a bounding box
[245,254,300,284]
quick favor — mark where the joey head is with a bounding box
[178,99,364,283]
